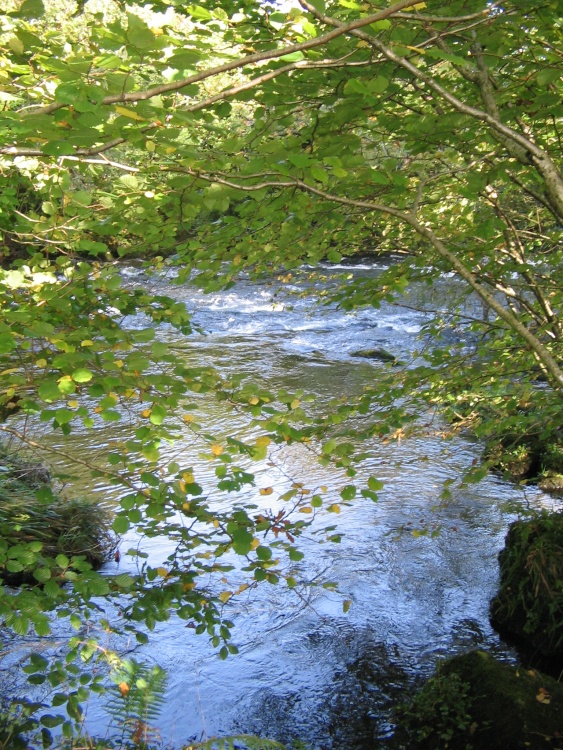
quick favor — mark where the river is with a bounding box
[4,260,557,749]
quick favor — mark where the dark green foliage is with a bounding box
[397,651,563,750]
[490,512,563,667]
[439,387,563,489]
[396,666,473,749]
[0,699,40,750]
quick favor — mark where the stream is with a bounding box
[4,260,559,749]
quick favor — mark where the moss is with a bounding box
[398,651,563,750]
[538,474,563,494]
[490,512,563,668]
[0,448,116,584]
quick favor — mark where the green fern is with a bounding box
[107,658,167,747]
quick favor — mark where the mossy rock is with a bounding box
[398,651,563,750]
[538,474,563,495]
[490,512,563,668]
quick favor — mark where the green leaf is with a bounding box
[310,166,329,183]
[14,0,44,18]
[112,515,130,534]
[340,485,356,501]
[231,528,253,555]
[279,51,305,62]
[149,403,167,425]
[367,476,384,491]
[114,573,135,589]
[40,714,64,728]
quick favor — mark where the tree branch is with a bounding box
[167,164,563,390]
[16,0,419,117]
[298,0,563,222]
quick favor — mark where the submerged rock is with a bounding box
[490,512,563,671]
[398,650,563,750]
[351,348,401,365]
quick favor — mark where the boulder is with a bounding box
[350,348,401,365]
[490,511,563,670]
[398,650,563,750]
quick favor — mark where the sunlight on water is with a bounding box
[5,263,558,749]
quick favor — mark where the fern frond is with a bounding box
[106,658,167,745]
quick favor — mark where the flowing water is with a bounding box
[4,261,559,749]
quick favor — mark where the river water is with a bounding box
[6,261,558,749]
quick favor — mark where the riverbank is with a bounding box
[0,444,116,585]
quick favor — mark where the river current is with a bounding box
[5,261,559,749]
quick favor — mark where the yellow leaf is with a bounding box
[290,399,301,409]
[67,400,79,408]
[183,413,195,423]
[356,40,370,48]
[213,519,219,528]
[141,409,151,418]
[320,486,328,492]
[182,472,195,483]
[233,254,242,265]
[406,45,427,54]
[145,140,156,153]
[156,567,168,577]
[250,537,260,549]
[343,599,352,613]
[118,681,130,697]
[328,504,341,513]
[255,436,271,448]
[115,359,124,368]
[218,590,231,603]
[114,105,145,121]
[259,487,273,495]
[299,506,313,514]
[211,444,223,456]
[35,358,47,367]
[81,340,93,347]
[403,1,426,9]
[182,502,191,511]
[249,396,260,405]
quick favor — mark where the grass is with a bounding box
[0,445,116,583]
